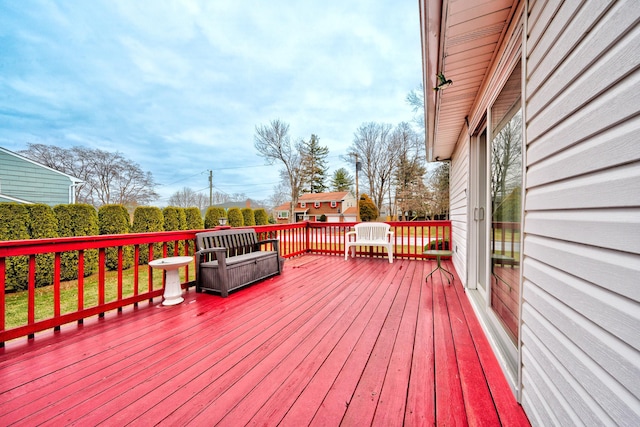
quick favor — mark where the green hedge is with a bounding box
[25,204,58,287]
[204,206,226,229]
[163,206,186,256]
[241,208,255,226]
[132,206,164,263]
[227,207,244,227]
[254,208,268,225]
[53,204,99,280]
[0,203,30,292]
[184,207,204,230]
[98,204,133,270]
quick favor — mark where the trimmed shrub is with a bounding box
[184,207,204,230]
[204,206,226,229]
[318,214,327,222]
[131,206,164,264]
[25,204,58,287]
[163,206,186,256]
[227,207,244,227]
[98,204,133,270]
[359,194,378,222]
[241,208,255,226]
[254,208,269,225]
[54,204,99,280]
[0,203,30,292]
[184,207,204,255]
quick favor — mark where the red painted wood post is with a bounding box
[117,246,123,307]
[78,250,85,324]
[53,252,61,330]
[134,245,140,298]
[28,255,36,338]
[0,257,5,345]
[148,243,154,296]
[98,248,106,317]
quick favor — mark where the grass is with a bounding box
[4,261,195,330]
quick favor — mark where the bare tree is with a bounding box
[349,122,395,212]
[268,180,289,210]
[392,122,427,220]
[168,187,209,209]
[428,161,450,219]
[254,119,305,222]
[406,83,425,131]
[21,143,159,207]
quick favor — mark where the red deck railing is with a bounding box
[1,221,450,345]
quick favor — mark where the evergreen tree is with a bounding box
[300,134,329,193]
[330,168,354,192]
[359,194,378,222]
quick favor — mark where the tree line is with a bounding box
[254,118,449,222]
[19,85,449,219]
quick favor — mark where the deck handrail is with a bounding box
[1,220,451,344]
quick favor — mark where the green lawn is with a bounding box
[4,261,195,329]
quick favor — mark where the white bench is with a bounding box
[344,222,394,263]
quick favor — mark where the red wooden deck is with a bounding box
[0,255,529,426]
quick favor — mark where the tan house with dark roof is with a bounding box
[273,191,357,224]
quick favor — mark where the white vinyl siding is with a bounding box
[522,1,640,426]
[450,133,470,285]
[0,148,77,206]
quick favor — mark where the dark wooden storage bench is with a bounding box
[195,229,282,297]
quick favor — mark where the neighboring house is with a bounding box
[0,146,82,206]
[420,1,640,425]
[273,191,357,223]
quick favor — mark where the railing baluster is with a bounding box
[28,255,36,333]
[1,223,455,343]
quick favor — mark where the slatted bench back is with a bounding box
[196,229,259,258]
[355,222,391,241]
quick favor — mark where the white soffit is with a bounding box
[423,0,516,161]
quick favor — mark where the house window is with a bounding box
[314,202,320,208]
[300,202,306,208]
[277,211,289,219]
[330,201,337,208]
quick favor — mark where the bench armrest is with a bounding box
[195,247,227,262]
[345,231,356,242]
[257,238,280,254]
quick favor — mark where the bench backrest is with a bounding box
[196,229,259,257]
[354,222,390,241]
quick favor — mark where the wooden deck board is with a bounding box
[0,255,529,426]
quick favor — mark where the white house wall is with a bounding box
[449,130,470,286]
[522,0,640,425]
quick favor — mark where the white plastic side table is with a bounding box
[149,256,192,305]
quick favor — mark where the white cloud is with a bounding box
[0,0,423,205]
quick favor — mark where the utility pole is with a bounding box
[209,170,213,208]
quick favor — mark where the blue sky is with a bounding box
[0,0,423,206]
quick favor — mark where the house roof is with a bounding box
[274,192,352,212]
[0,193,33,204]
[419,0,520,161]
[342,206,358,215]
[0,146,84,183]
[298,191,350,202]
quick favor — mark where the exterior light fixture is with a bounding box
[218,217,227,226]
[434,72,453,91]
